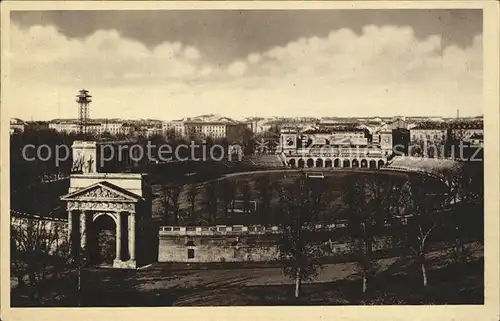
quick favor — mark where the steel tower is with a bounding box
[76,89,92,134]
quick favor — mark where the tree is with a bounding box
[342,176,377,293]
[227,124,254,149]
[238,179,253,216]
[159,185,171,225]
[160,185,182,225]
[409,139,425,157]
[204,181,219,224]
[218,180,236,224]
[404,175,440,287]
[165,128,177,141]
[11,218,71,303]
[305,178,327,223]
[256,176,273,225]
[186,184,198,223]
[365,175,400,230]
[166,186,182,225]
[278,173,325,298]
[440,164,483,263]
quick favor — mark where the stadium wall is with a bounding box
[157,225,393,263]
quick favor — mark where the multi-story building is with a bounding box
[408,119,483,158]
[146,127,163,137]
[409,123,448,157]
[184,115,238,139]
[49,120,134,136]
[447,120,484,160]
[162,120,186,137]
[278,126,388,169]
[200,122,227,138]
[49,122,80,133]
[409,123,448,143]
[103,122,125,136]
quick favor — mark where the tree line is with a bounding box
[277,166,483,298]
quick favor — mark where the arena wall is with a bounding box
[157,225,394,263]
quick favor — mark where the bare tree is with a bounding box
[278,173,325,299]
[342,176,377,293]
[256,176,273,225]
[441,164,482,263]
[404,175,439,287]
[306,178,327,223]
[11,218,71,303]
[159,185,171,225]
[204,181,219,225]
[186,184,198,222]
[219,180,236,224]
[166,186,182,225]
[238,179,253,216]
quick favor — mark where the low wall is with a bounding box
[158,236,279,263]
[157,226,393,263]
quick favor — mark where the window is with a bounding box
[187,248,195,259]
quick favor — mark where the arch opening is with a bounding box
[89,214,117,266]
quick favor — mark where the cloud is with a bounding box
[227,61,248,77]
[9,23,482,121]
[184,46,201,60]
[247,53,261,64]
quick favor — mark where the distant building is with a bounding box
[49,120,133,136]
[49,122,80,133]
[184,115,239,139]
[449,120,484,143]
[409,122,448,157]
[10,118,27,134]
[146,127,163,137]
[386,118,409,130]
[103,121,125,136]
[246,119,272,135]
[410,126,448,143]
[184,121,227,138]
[162,120,186,137]
[408,119,484,158]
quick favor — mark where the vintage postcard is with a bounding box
[1,1,499,321]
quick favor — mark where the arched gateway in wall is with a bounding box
[61,181,142,268]
[60,141,154,269]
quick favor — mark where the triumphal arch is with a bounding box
[61,140,153,269]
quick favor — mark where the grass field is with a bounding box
[151,169,446,225]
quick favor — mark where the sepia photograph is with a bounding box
[1,1,499,320]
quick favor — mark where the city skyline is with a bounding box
[9,9,483,121]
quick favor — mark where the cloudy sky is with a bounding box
[10,9,482,121]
